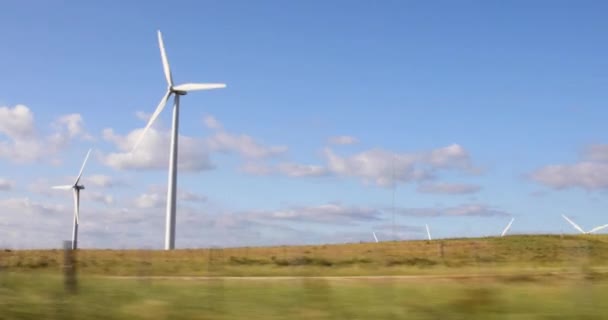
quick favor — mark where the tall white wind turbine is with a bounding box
[501,218,515,237]
[372,231,379,243]
[561,214,608,234]
[425,224,432,241]
[52,149,92,250]
[133,30,226,250]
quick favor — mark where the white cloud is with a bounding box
[83,191,114,205]
[207,132,287,159]
[0,197,65,216]
[101,127,213,172]
[394,204,509,217]
[204,116,287,159]
[53,114,93,140]
[375,223,425,233]
[239,162,273,175]
[101,114,285,172]
[328,135,358,145]
[276,163,329,177]
[178,191,207,202]
[322,144,476,187]
[531,162,608,190]
[133,188,206,209]
[0,104,35,138]
[417,182,481,195]
[134,191,165,209]
[239,162,328,177]
[135,111,152,122]
[238,144,478,187]
[585,144,608,162]
[531,143,608,190]
[203,115,223,130]
[324,148,423,186]
[27,178,55,196]
[426,144,473,169]
[84,174,125,188]
[246,203,382,224]
[0,178,14,191]
[0,105,90,164]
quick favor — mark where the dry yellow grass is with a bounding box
[1,234,607,276]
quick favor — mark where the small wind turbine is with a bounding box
[372,231,379,243]
[425,224,432,241]
[52,149,92,250]
[133,31,226,250]
[501,218,515,237]
[562,214,608,234]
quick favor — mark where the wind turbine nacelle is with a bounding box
[76,185,85,190]
[174,90,188,96]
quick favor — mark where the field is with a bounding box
[2,235,608,319]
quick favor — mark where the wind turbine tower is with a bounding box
[133,31,226,250]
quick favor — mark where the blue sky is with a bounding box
[0,1,607,248]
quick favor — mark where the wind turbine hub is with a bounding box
[169,85,187,96]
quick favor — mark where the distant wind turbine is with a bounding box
[501,218,515,237]
[133,30,226,250]
[372,232,379,243]
[52,149,92,250]
[561,214,608,234]
[425,224,432,241]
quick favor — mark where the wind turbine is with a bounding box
[561,214,608,234]
[372,231,379,243]
[52,149,92,250]
[501,218,515,237]
[425,224,432,241]
[132,31,226,250]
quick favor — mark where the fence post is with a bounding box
[63,241,77,294]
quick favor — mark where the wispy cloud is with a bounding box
[394,204,509,217]
[328,135,358,145]
[0,178,14,191]
[204,116,287,159]
[417,182,481,195]
[531,143,608,190]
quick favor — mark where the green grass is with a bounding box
[2,235,608,319]
[2,272,608,319]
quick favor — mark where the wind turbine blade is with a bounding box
[52,185,73,190]
[373,232,379,243]
[157,30,173,87]
[173,83,226,92]
[501,218,515,237]
[588,224,608,234]
[562,214,586,234]
[426,224,432,241]
[132,90,171,151]
[74,148,92,185]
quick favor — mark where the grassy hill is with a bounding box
[2,234,607,276]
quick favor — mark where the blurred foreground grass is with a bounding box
[2,235,608,319]
[2,271,608,319]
